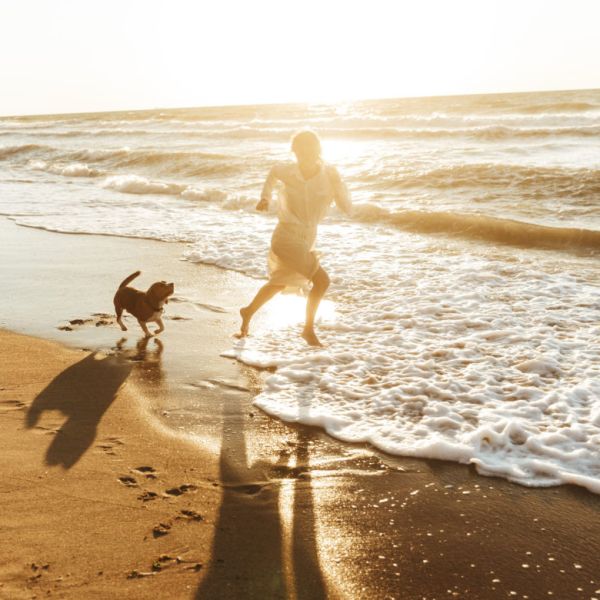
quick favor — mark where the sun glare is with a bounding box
[261,294,337,331]
[2,1,599,116]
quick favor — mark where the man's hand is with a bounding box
[256,197,269,212]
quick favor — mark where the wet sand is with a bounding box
[1,216,599,600]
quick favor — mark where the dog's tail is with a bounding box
[119,271,141,289]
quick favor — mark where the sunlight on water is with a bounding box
[278,463,297,596]
[320,138,362,166]
[262,294,337,330]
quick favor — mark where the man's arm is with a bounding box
[329,166,352,216]
[256,165,281,211]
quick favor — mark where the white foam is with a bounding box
[215,221,600,493]
[29,160,102,177]
[59,163,101,177]
[181,187,227,202]
[103,174,184,195]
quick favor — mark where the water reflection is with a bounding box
[114,335,164,387]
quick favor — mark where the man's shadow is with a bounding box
[25,352,132,469]
[196,378,327,599]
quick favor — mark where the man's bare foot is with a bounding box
[301,327,323,347]
[236,307,251,338]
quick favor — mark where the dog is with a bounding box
[113,271,174,337]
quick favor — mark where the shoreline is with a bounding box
[1,217,600,599]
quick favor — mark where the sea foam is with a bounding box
[216,221,600,493]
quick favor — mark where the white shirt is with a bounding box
[261,162,352,228]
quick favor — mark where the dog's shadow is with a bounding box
[25,353,132,469]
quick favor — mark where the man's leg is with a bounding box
[237,283,285,337]
[302,268,330,347]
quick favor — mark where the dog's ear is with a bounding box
[146,283,159,301]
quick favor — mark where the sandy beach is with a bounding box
[0,216,599,599]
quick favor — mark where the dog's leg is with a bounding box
[154,317,165,335]
[115,303,127,331]
[139,320,153,337]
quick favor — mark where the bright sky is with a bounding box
[1,0,599,116]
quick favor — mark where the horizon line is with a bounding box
[2,85,599,120]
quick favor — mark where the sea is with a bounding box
[1,88,599,493]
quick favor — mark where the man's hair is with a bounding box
[291,130,321,156]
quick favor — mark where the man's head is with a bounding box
[291,129,321,166]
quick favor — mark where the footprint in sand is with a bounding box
[69,318,93,326]
[164,484,198,497]
[177,509,204,521]
[91,313,114,327]
[227,483,267,495]
[31,425,59,436]
[138,491,159,502]
[152,523,171,538]
[57,314,114,332]
[118,475,138,487]
[149,512,203,541]
[0,399,26,412]
[127,570,156,579]
[132,466,158,479]
[97,436,125,455]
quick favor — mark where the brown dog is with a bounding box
[113,271,174,337]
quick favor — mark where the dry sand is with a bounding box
[1,217,599,600]
[0,329,219,599]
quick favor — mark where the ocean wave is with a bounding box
[6,128,158,138]
[5,142,242,179]
[471,124,600,140]
[181,187,228,202]
[319,124,600,141]
[29,160,103,177]
[222,195,263,211]
[7,111,600,139]
[376,99,599,117]
[53,147,240,177]
[172,121,600,142]
[4,107,599,151]
[12,145,133,165]
[91,166,600,251]
[514,101,600,114]
[0,143,50,159]
[59,163,102,177]
[385,163,600,198]
[103,174,227,203]
[103,174,186,195]
[352,204,600,251]
[107,149,241,177]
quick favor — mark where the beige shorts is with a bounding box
[268,222,319,288]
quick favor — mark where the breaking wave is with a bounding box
[352,204,600,251]
[386,163,600,198]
